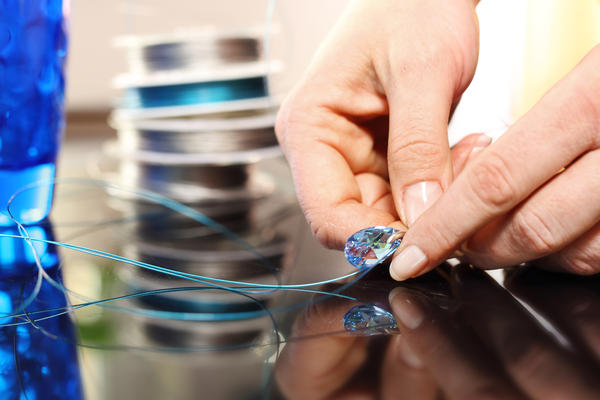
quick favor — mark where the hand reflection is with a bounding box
[276,267,600,399]
[274,280,438,399]
[389,266,600,400]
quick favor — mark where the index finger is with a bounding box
[277,102,402,250]
[389,45,600,280]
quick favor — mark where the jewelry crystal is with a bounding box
[344,226,404,269]
[343,304,397,335]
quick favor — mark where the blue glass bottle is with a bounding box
[0,0,69,226]
[0,223,83,399]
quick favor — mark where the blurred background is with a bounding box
[64,0,600,142]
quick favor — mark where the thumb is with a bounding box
[386,75,456,227]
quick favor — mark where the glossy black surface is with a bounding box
[273,266,600,400]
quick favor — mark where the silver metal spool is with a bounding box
[129,37,262,74]
[117,159,275,204]
[118,126,277,154]
[124,233,289,280]
[128,200,255,240]
[116,233,292,329]
[123,301,275,348]
[111,97,280,121]
[122,161,251,189]
[137,317,273,348]
[106,188,299,243]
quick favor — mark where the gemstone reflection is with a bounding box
[343,304,397,335]
[344,226,403,269]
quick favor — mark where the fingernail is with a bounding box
[403,181,442,226]
[388,288,424,329]
[389,245,428,281]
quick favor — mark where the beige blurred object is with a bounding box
[514,0,600,116]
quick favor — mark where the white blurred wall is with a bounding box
[66,0,351,110]
[66,0,533,144]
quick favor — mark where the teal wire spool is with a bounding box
[123,76,268,109]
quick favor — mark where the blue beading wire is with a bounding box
[124,76,268,108]
[0,178,367,325]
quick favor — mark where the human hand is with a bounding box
[276,0,480,249]
[390,45,600,280]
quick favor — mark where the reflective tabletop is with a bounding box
[1,138,599,400]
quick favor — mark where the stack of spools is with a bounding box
[107,28,299,325]
[110,28,282,209]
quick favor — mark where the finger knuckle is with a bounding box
[390,40,457,77]
[311,223,332,249]
[429,225,457,253]
[388,136,447,172]
[417,221,457,260]
[467,152,518,212]
[511,210,559,255]
[305,210,339,250]
[564,256,600,276]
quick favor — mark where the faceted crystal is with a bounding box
[344,226,403,269]
[343,304,398,335]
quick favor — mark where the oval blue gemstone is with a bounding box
[344,226,403,269]
[343,304,397,335]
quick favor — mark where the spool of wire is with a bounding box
[115,232,292,331]
[112,97,279,121]
[109,27,284,209]
[115,29,264,74]
[102,140,281,204]
[106,186,299,243]
[118,160,274,204]
[114,61,282,110]
[115,112,277,154]
[123,301,275,348]
[124,162,251,189]
[124,233,289,280]
[124,77,268,109]
[134,38,260,74]
[121,269,281,313]
[109,198,254,240]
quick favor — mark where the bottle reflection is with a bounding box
[0,223,83,400]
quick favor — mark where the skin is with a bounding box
[396,45,600,279]
[275,0,600,279]
[276,0,480,249]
